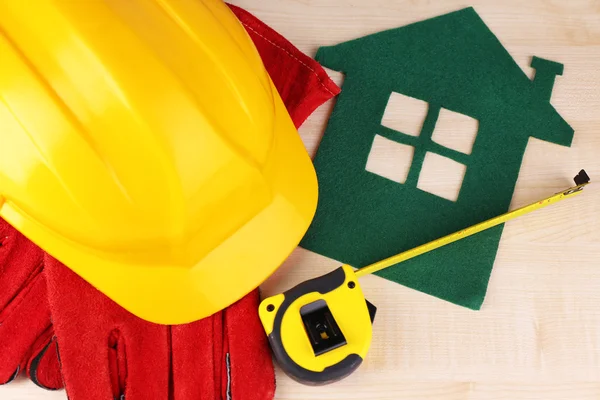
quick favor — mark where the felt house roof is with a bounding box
[316,7,574,148]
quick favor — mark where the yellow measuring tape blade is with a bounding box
[355,179,590,278]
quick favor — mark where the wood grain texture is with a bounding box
[3,0,599,399]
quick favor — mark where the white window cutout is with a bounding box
[417,152,466,202]
[366,135,414,184]
[432,108,479,155]
[381,92,428,137]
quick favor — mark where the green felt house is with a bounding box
[300,7,574,309]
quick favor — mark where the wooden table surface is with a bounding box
[4,0,600,399]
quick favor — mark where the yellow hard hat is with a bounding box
[0,0,318,324]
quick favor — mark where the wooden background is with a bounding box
[4,0,600,399]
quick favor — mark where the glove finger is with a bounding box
[0,218,51,384]
[108,329,128,399]
[221,315,230,400]
[171,313,222,399]
[0,366,19,385]
[0,272,52,384]
[0,218,45,310]
[45,255,170,400]
[223,290,275,400]
[213,312,224,399]
[27,328,63,390]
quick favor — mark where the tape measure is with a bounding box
[259,170,590,385]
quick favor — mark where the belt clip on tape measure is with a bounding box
[259,170,591,385]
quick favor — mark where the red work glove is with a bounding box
[227,4,340,126]
[0,219,62,390]
[38,4,340,400]
[45,258,272,400]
